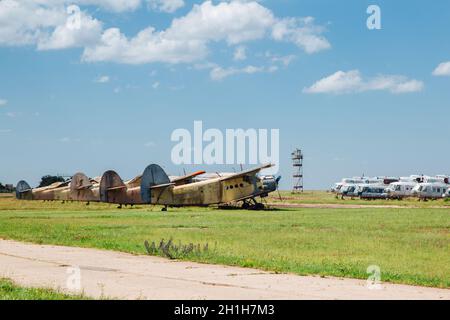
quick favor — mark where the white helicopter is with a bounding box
[332,177,368,198]
[335,177,397,199]
[353,177,399,199]
[443,187,450,199]
[331,177,365,193]
[386,175,423,199]
[412,175,449,200]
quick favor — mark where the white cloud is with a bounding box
[94,75,110,83]
[0,99,7,106]
[272,17,330,54]
[210,65,275,81]
[37,11,102,50]
[166,1,274,45]
[147,0,184,13]
[0,0,65,46]
[1,0,330,65]
[304,70,424,94]
[233,46,247,61]
[38,1,142,13]
[192,61,218,70]
[0,0,103,49]
[304,70,363,94]
[152,81,160,89]
[59,136,80,143]
[83,1,330,64]
[144,141,156,147]
[432,61,450,76]
[0,129,12,134]
[266,52,296,66]
[267,65,279,73]
[82,27,207,64]
[77,0,142,12]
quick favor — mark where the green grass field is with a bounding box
[0,278,88,300]
[270,191,450,207]
[0,194,449,288]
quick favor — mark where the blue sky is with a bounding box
[1,0,450,190]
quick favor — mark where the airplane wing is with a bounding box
[43,181,70,190]
[171,171,206,184]
[125,174,143,188]
[76,184,92,190]
[218,164,273,182]
[107,185,127,191]
[150,182,175,190]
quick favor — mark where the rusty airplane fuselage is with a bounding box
[16,173,101,202]
[150,174,264,206]
[100,164,277,208]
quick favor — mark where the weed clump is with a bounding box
[144,238,215,260]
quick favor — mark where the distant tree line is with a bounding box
[0,183,14,193]
[38,175,66,188]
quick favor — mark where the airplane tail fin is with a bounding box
[70,172,93,191]
[140,164,170,203]
[16,180,32,200]
[100,170,126,202]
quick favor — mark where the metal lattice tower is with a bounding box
[292,149,304,193]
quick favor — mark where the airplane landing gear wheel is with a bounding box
[241,202,250,209]
[161,206,168,212]
[253,203,265,210]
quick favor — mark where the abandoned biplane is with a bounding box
[98,168,207,208]
[16,173,101,203]
[15,170,207,204]
[100,163,279,210]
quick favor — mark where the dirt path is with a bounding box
[0,239,448,300]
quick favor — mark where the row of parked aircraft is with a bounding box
[331,175,450,200]
[16,164,281,210]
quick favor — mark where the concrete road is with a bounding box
[0,239,448,300]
